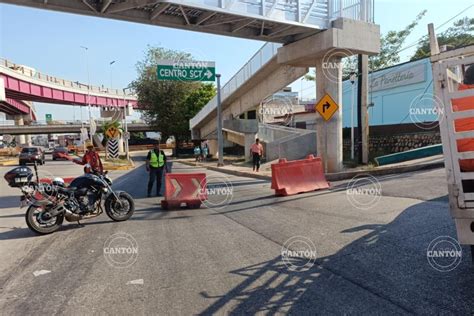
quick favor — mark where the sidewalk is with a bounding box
[177,155,445,182]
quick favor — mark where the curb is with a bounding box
[0,158,18,166]
[177,159,445,182]
[103,157,136,171]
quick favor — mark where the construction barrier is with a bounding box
[271,155,330,196]
[161,173,207,210]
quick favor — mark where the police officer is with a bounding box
[146,142,168,197]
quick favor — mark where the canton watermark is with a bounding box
[426,236,462,272]
[281,236,318,272]
[321,48,355,83]
[103,232,139,268]
[171,48,212,82]
[346,174,382,210]
[199,174,234,209]
[259,95,296,126]
[409,93,445,130]
[23,169,62,205]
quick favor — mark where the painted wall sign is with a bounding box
[370,63,426,92]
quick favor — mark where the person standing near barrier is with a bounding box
[250,138,264,172]
[146,143,168,197]
[202,143,209,162]
[194,145,202,162]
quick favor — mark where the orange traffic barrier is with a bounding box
[271,155,330,196]
[453,83,474,171]
[161,173,207,210]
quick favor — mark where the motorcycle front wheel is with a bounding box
[105,191,135,221]
[25,205,64,234]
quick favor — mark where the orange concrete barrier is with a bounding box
[271,155,330,196]
[161,173,207,210]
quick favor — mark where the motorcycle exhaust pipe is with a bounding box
[64,209,83,222]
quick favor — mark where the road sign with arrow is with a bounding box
[157,60,216,82]
[315,93,339,121]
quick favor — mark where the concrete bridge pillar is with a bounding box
[14,116,27,146]
[315,56,343,173]
[208,139,218,159]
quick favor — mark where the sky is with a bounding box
[0,0,473,121]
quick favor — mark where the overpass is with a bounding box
[0,98,36,118]
[0,58,138,108]
[0,0,372,44]
[0,122,156,135]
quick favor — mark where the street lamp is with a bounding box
[80,46,92,122]
[109,60,116,90]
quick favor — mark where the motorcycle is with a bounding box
[4,163,135,234]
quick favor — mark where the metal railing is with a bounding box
[0,58,135,98]
[183,0,374,27]
[190,42,280,128]
[0,119,145,127]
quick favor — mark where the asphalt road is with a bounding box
[0,154,473,315]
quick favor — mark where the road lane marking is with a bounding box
[127,279,144,285]
[33,270,51,277]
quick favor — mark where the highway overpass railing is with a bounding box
[0,58,135,98]
[190,42,281,129]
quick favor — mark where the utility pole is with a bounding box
[357,54,369,164]
[123,87,131,161]
[350,72,357,161]
[216,74,224,167]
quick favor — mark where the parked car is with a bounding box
[52,146,69,160]
[19,147,45,165]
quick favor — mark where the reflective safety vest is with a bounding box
[149,150,165,168]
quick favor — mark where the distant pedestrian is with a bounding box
[194,145,202,162]
[250,138,264,172]
[202,144,209,162]
[146,143,167,197]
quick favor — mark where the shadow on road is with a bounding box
[0,226,37,240]
[196,197,474,314]
[0,196,21,209]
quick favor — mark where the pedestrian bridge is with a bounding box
[1,0,373,43]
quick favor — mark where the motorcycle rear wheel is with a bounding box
[25,205,64,234]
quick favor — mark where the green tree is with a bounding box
[130,46,215,142]
[411,17,474,60]
[369,10,427,70]
[183,83,216,120]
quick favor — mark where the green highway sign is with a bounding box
[45,114,52,122]
[157,60,216,82]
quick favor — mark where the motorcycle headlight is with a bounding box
[102,187,109,193]
[105,176,112,185]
